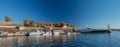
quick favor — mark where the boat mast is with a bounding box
[108,24,111,33]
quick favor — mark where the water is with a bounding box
[0,31,120,47]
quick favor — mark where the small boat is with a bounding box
[67,32,73,35]
[60,32,67,35]
[54,31,60,35]
[0,32,8,37]
[60,29,72,35]
[43,32,52,36]
[7,32,26,36]
[29,30,43,35]
[60,30,68,35]
[14,32,26,36]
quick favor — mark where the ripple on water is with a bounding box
[0,31,120,47]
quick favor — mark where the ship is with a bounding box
[80,24,111,33]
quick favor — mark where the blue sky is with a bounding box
[0,0,120,29]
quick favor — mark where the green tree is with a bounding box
[5,16,12,22]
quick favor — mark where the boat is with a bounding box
[80,24,111,33]
[60,29,72,35]
[7,32,26,36]
[0,32,8,37]
[60,32,67,35]
[0,31,27,37]
[54,31,60,35]
[43,32,52,36]
[29,30,43,35]
[14,32,26,36]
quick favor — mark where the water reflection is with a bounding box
[0,33,76,47]
[0,31,120,47]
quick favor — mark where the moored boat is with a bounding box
[29,30,43,35]
[7,32,26,36]
[0,32,8,37]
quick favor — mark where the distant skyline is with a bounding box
[0,0,120,29]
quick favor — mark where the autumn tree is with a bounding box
[39,22,45,28]
[5,16,12,22]
[54,23,61,27]
[29,20,35,27]
[49,22,54,27]
[71,25,76,30]
[60,22,66,27]
[24,19,29,26]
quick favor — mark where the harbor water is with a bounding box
[0,31,120,47]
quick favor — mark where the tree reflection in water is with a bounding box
[0,33,76,47]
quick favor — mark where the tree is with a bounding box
[24,19,29,26]
[72,25,76,30]
[66,24,70,27]
[29,20,35,27]
[55,23,61,27]
[49,22,54,27]
[39,22,45,28]
[60,22,66,27]
[5,16,12,22]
